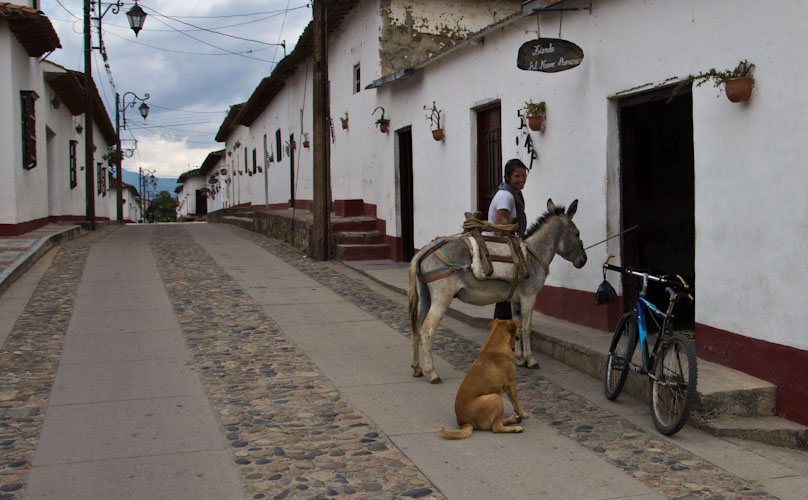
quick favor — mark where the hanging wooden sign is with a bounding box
[517,38,584,72]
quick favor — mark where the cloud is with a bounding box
[45,0,311,178]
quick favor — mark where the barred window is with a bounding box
[97,163,107,195]
[69,140,78,188]
[21,91,39,170]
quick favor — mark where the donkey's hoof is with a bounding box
[526,358,540,369]
[412,368,423,378]
[515,358,527,367]
[429,376,442,384]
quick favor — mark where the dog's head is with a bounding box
[488,319,523,349]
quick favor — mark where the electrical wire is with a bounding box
[140,4,287,48]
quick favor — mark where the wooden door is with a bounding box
[476,105,502,214]
[398,128,414,261]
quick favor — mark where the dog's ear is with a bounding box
[509,320,522,332]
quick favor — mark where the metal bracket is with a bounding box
[531,2,592,14]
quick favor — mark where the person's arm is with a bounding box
[494,208,512,236]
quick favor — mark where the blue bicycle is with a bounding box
[601,255,697,435]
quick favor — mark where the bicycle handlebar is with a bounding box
[603,255,692,297]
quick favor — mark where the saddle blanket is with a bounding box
[465,236,528,281]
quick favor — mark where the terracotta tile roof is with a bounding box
[44,69,117,145]
[199,149,224,176]
[214,103,245,142]
[235,0,360,127]
[0,2,60,57]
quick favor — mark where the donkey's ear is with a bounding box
[567,199,578,218]
[547,199,556,213]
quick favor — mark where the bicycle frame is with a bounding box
[636,295,671,376]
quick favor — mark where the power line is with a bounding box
[102,29,277,58]
[140,4,288,48]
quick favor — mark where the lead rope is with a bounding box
[584,224,638,250]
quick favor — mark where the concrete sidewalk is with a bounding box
[0,223,84,297]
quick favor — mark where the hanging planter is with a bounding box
[373,106,390,134]
[340,112,349,130]
[424,101,444,142]
[675,60,756,103]
[302,132,310,148]
[523,100,547,132]
[724,77,754,102]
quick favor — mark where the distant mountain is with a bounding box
[121,168,179,199]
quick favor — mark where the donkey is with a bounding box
[407,199,587,383]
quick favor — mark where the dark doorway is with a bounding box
[289,133,295,207]
[619,87,695,330]
[398,128,414,261]
[195,189,208,215]
[476,104,502,214]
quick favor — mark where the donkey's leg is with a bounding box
[411,324,423,377]
[420,297,452,383]
[511,301,526,366]
[519,295,540,369]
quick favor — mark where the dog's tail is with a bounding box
[439,424,473,439]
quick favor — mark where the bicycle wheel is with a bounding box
[651,333,698,435]
[604,312,638,400]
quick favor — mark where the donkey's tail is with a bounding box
[439,423,474,439]
[407,257,420,336]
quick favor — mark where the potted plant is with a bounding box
[373,106,390,133]
[424,101,444,141]
[677,60,756,102]
[523,100,547,132]
[302,133,310,148]
[340,112,349,130]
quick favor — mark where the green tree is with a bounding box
[151,191,178,222]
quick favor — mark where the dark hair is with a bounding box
[504,158,527,182]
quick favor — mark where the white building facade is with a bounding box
[1,4,117,235]
[206,0,808,425]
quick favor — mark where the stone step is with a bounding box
[333,231,386,245]
[697,416,808,450]
[330,218,382,233]
[336,243,391,261]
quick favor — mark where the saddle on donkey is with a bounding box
[416,212,531,300]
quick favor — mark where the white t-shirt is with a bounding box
[483,190,516,236]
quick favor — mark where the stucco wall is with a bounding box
[379,0,521,76]
[0,26,17,224]
[362,0,808,350]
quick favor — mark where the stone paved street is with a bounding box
[1,223,806,499]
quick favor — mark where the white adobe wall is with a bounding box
[223,125,252,206]
[45,89,85,218]
[0,26,19,224]
[327,0,382,204]
[1,25,50,226]
[249,61,316,208]
[366,0,807,350]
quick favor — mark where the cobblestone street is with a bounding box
[1,223,805,499]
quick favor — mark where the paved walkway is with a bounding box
[0,222,806,499]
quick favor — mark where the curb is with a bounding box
[0,225,84,296]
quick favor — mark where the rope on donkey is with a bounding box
[462,218,518,234]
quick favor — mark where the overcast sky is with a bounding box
[44,0,312,179]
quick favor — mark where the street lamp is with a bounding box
[115,91,149,223]
[126,1,147,37]
[83,0,147,230]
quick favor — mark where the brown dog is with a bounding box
[439,319,529,439]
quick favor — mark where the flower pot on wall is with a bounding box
[527,115,545,132]
[724,77,754,102]
[379,122,389,133]
[432,129,445,141]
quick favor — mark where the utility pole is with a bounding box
[312,0,330,260]
[115,93,122,223]
[83,0,96,230]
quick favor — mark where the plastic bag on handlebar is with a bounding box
[595,279,617,305]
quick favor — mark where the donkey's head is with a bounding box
[549,199,587,268]
[526,199,587,269]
